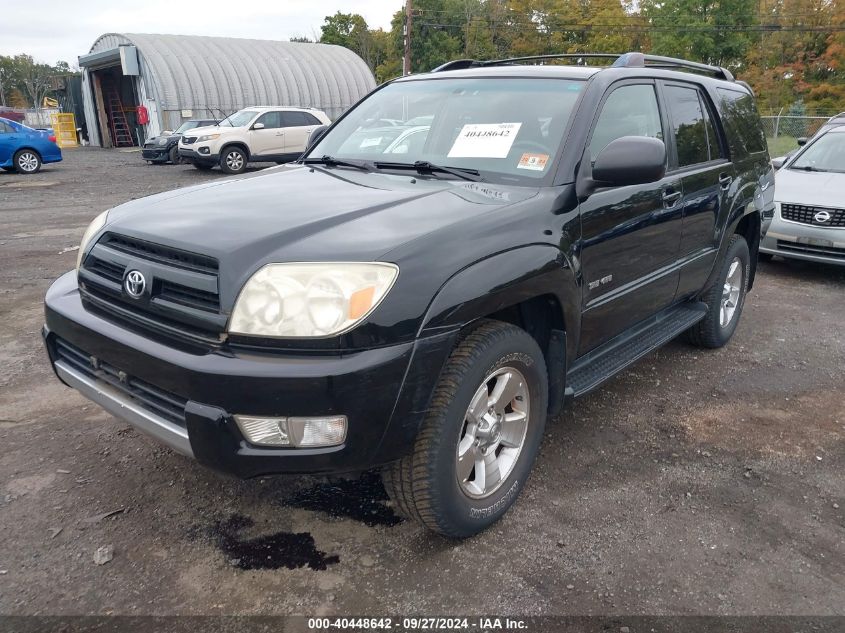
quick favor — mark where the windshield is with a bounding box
[219,109,259,128]
[310,77,584,182]
[174,121,201,134]
[790,131,845,173]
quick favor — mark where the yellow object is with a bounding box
[49,112,78,148]
[43,96,59,108]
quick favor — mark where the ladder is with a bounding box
[102,82,134,147]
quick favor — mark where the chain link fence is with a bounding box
[760,110,843,157]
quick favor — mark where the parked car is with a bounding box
[760,125,845,266]
[178,106,331,174]
[44,52,773,538]
[142,119,218,164]
[771,112,845,168]
[0,117,62,174]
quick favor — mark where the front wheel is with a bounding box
[14,149,41,174]
[219,147,247,174]
[382,320,548,538]
[169,145,181,164]
[688,234,750,348]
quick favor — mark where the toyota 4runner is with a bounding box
[44,52,774,538]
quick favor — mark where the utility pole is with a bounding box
[403,0,413,76]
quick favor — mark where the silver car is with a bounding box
[761,125,845,266]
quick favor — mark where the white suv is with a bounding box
[178,106,331,174]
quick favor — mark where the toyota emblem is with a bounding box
[814,210,832,224]
[124,270,146,298]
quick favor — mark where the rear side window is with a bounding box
[589,84,663,158]
[664,85,710,167]
[0,121,10,134]
[717,88,767,155]
[282,111,321,127]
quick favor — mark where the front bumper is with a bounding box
[141,146,170,161]
[178,146,218,164]
[760,207,845,266]
[44,271,456,478]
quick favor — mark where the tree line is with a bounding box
[317,0,845,113]
[0,55,73,110]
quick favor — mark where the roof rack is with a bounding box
[431,51,735,82]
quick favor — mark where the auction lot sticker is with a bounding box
[448,122,522,158]
[517,152,549,171]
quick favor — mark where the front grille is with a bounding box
[781,203,845,228]
[79,232,225,344]
[181,136,197,145]
[54,337,187,426]
[777,240,845,260]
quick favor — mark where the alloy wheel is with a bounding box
[456,366,530,499]
[18,152,39,173]
[225,151,244,171]
[720,257,743,327]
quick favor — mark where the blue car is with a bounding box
[0,117,63,174]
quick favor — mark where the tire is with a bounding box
[688,234,750,349]
[758,252,773,262]
[192,161,213,171]
[382,320,548,538]
[219,146,247,174]
[169,146,181,164]
[14,149,41,174]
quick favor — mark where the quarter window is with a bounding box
[665,85,710,167]
[590,84,663,159]
[282,111,321,127]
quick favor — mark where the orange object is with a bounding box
[348,286,375,320]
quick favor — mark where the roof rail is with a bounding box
[430,51,735,82]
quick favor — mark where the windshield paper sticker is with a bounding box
[448,123,522,158]
[517,153,549,171]
[360,137,383,148]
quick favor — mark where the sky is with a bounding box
[1,0,399,67]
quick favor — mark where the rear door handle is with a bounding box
[719,173,733,189]
[662,189,682,207]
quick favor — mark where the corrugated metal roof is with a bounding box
[88,33,376,120]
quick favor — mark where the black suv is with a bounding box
[142,119,218,164]
[44,52,774,538]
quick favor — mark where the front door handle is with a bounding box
[662,189,682,207]
[275,132,285,136]
[719,173,733,189]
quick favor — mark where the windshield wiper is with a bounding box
[793,165,827,172]
[374,160,483,182]
[303,155,372,172]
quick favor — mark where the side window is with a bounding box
[0,121,11,134]
[255,112,281,129]
[717,88,767,155]
[589,84,663,159]
[665,85,709,167]
[700,95,724,160]
[282,111,318,127]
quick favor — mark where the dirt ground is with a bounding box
[0,148,843,617]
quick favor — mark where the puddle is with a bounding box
[284,471,403,527]
[213,514,339,571]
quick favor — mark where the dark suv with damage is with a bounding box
[44,53,774,538]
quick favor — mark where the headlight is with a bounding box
[76,210,109,270]
[157,137,168,146]
[197,133,220,143]
[229,263,399,338]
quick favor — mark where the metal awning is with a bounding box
[78,45,139,75]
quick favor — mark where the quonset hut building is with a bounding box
[77,33,376,147]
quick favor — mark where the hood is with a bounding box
[103,165,537,292]
[185,124,226,137]
[775,168,845,208]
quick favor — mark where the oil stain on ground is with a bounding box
[213,514,339,571]
[283,471,403,527]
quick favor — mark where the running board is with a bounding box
[566,302,708,398]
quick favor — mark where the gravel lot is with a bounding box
[1,148,843,617]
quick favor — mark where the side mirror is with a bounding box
[592,136,666,187]
[252,122,265,130]
[307,125,329,150]
[797,137,808,146]
[771,157,785,170]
